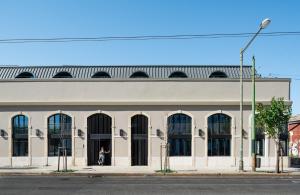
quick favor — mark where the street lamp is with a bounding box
[239,18,271,172]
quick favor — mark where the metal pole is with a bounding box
[239,27,263,172]
[160,144,162,172]
[167,143,170,171]
[280,145,283,173]
[65,148,67,172]
[239,49,244,171]
[164,144,167,174]
[251,56,256,172]
[57,147,60,172]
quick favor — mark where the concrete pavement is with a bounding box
[1,165,300,176]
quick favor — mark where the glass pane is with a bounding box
[167,114,191,156]
[207,114,231,156]
[48,114,72,156]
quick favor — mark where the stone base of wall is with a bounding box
[0,157,10,166]
[0,156,290,169]
[114,157,129,167]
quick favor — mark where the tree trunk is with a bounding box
[275,141,280,173]
[280,143,283,173]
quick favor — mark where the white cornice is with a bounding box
[0,100,292,106]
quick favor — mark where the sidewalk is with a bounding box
[1,165,300,176]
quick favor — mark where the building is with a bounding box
[289,115,300,166]
[0,65,291,170]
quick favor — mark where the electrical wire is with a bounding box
[0,31,300,44]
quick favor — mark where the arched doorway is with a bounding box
[131,114,148,166]
[87,113,112,166]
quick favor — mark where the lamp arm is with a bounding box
[242,27,263,53]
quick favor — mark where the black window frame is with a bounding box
[209,71,228,78]
[255,127,265,156]
[129,71,149,78]
[15,72,34,78]
[131,114,148,166]
[91,71,111,78]
[168,71,188,78]
[12,115,29,156]
[167,113,192,156]
[279,132,289,156]
[53,71,73,78]
[48,113,72,156]
[207,113,231,156]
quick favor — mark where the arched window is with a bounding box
[209,71,227,78]
[129,71,149,78]
[92,71,111,78]
[168,71,188,78]
[167,113,191,156]
[48,113,72,156]
[12,115,28,156]
[207,113,231,156]
[15,72,34,78]
[53,71,73,78]
[131,114,148,166]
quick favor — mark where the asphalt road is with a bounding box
[1,175,300,195]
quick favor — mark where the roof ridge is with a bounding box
[0,65,252,68]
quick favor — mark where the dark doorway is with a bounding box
[131,114,148,166]
[87,113,112,166]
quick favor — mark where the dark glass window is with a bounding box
[208,114,231,156]
[131,115,148,166]
[48,114,72,156]
[12,115,28,156]
[209,71,227,78]
[53,71,73,78]
[279,132,289,156]
[92,71,111,78]
[168,71,188,78]
[130,71,149,78]
[255,128,265,156]
[15,72,34,78]
[168,114,191,156]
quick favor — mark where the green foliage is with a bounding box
[256,97,291,140]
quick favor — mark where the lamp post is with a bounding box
[239,18,271,172]
[251,55,256,172]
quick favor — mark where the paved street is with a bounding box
[1,176,300,195]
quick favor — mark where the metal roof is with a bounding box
[0,65,253,79]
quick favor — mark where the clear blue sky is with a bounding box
[0,0,299,114]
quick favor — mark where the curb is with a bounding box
[1,172,300,177]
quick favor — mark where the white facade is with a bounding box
[0,66,291,170]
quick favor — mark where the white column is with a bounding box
[8,126,12,167]
[148,124,152,167]
[204,125,208,167]
[28,125,32,166]
[84,125,88,166]
[72,117,75,166]
[44,124,48,166]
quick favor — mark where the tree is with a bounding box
[256,97,291,173]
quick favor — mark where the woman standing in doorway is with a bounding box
[98,147,110,166]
